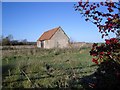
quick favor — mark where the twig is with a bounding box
[21,70,39,88]
[21,70,32,83]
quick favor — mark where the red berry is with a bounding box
[85,10,90,14]
[110,38,118,43]
[93,6,96,9]
[99,55,103,58]
[78,2,82,6]
[107,18,111,21]
[94,17,99,21]
[108,7,113,12]
[114,14,119,18]
[107,52,111,55]
[82,5,85,9]
[92,53,97,56]
[92,58,98,64]
[108,23,113,27]
[110,3,114,7]
[105,39,111,44]
[90,7,93,10]
[100,52,104,55]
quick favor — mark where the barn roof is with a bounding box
[37,26,60,41]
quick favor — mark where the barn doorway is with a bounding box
[41,41,44,48]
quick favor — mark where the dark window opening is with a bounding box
[41,41,44,48]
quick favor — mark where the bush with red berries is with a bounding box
[74,0,120,65]
[74,1,120,89]
[90,38,120,64]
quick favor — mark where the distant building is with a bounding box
[37,26,70,49]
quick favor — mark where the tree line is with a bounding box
[0,35,36,46]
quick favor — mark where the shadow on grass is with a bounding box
[3,60,120,89]
[79,60,120,90]
[2,64,14,75]
[2,64,15,82]
[2,66,83,77]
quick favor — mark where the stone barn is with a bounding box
[37,26,70,49]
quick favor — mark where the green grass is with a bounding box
[2,47,98,88]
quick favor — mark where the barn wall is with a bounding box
[44,40,50,48]
[37,41,46,48]
[37,41,41,47]
[45,28,69,48]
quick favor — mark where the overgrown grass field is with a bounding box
[2,46,98,88]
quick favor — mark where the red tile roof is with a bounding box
[37,26,60,41]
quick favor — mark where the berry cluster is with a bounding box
[90,38,120,64]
